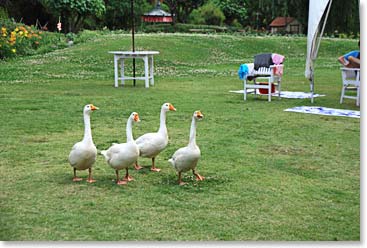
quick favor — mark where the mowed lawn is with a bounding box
[0,33,360,241]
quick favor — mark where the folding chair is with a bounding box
[243,64,283,102]
[340,67,360,106]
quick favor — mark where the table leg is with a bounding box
[144,56,149,88]
[114,55,118,88]
[150,55,154,86]
[120,58,125,86]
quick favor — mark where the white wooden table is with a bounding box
[109,51,159,88]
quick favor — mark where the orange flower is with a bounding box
[9,32,16,45]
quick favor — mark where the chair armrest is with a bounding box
[340,67,360,72]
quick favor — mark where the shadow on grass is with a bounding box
[56,167,231,194]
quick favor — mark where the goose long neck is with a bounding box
[126,117,134,143]
[188,116,197,147]
[82,113,93,144]
[158,108,167,135]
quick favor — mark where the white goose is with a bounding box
[101,112,140,185]
[134,102,176,172]
[68,104,99,183]
[168,111,204,185]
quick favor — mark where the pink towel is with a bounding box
[273,65,283,76]
[272,53,285,65]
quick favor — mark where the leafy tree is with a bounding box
[1,0,359,36]
[103,0,150,30]
[325,0,359,36]
[164,0,206,24]
[213,0,247,26]
[40,0,106,33]
[191,2,225,26]
[1,0,54,30]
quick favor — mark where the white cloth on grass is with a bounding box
[284,106,360,118]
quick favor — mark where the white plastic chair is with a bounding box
[340,67,360,106]
[243,64,283,102]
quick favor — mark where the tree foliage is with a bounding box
[0,0,360,36]
[190,2,225,26]
[164,0,206,24]
[40,0,106,33]
[103,0,150,30]
[214,0,247,26]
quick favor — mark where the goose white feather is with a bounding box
[68,104,99,183]
[168,111,204,185]
[135,102,176,172]
[101,112,140,185]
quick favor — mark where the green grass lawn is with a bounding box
[0,33,360,241]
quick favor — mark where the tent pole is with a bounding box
[310,69,314,103]
[131,0,136,86]
[307,0,333,103]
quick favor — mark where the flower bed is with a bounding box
[0,19,66,59]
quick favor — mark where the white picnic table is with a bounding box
[109,51,159,88]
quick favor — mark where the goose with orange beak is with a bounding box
[168,111,204,185]
[134,102,176,172]
[101,112,140,185]
[68,104,99,183]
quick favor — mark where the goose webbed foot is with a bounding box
[123,169,134,181]
[73,168,83,182]
[150,157,161,172]
[134,163,143,170]
[193,170,205,181]
[86,168,96,183]
[150,167,161,172]
[73,177,83,182]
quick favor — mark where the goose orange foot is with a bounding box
[116,180,127,185]
[73,177,83,182]
[134,163,143,170]
[86,179,96,183]
[150,167,161,172]
[195,174,205,181]
[124,175,134,182]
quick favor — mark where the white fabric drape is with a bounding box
[305,0,332,80]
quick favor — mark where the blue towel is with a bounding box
[238,64,249,80]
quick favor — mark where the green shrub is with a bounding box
[142,23,232,34]
[74,29,104,43]
[188,9,206,25]
[231,19,243,29]
[192,2,225,26]
[66,32,76,41]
